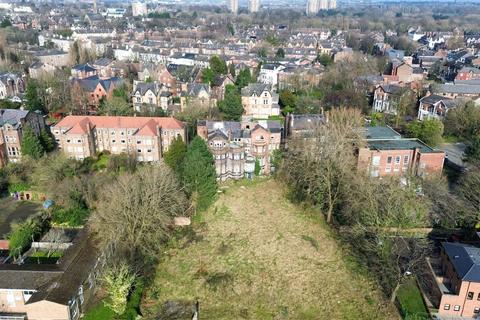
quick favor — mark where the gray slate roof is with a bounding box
[0,109,29,129]
[443,242,480,282]
[433,84,480,95]
[420,94,452,105]
[241,83,271,96]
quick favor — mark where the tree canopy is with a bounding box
[181,137,217,212]
[407,119,444,147]
[25,80,45,112]
[235,68,252,89]
[163,136,187,173]
[209,56,228,76]
[21,126,44,160]
[218,84,244,121]
[93,164,187,260]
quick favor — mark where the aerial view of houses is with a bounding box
[1,0,480,319]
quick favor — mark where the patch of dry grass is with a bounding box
[143,179,398,320]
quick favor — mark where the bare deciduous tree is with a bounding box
[282,108,363,223]
[92,164,188,259]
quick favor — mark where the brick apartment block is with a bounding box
[428,242,480,319]
[52,116,186,161]
[357,126,445,178]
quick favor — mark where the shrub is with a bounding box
[51,206,90,227]
[8,182,31,193]
[103,262,136,315]
[8,216,45,258]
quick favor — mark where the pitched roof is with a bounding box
[420,94,452,105]
[241,83,271,96]
[433,83,480,95]
[72,63,96,73]
[378,84,404,95]
[73,76,123,93]
[186,83,209,96]
[53,116,184,135]
[133,82,157,96]
[442,242,480,282]
[289,114,326,131]
[0,109,29,129]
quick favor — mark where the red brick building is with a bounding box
[429,242,480,319]
[357,127,445,178]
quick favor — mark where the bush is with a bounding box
[8,216,45,258]
[104,262,136,315]
[122,280,144,320]
[8,182,31,193]
[51,206,90,227]
[407,119,444,147]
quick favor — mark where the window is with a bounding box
[395,156,401,164]
[111,140,116,143]
[137,140,141,144]
[475,307,480,314]
[477,292,480,301]
[111,131,115,135]
[372,156,380,166]
[468,292,474,300]
[387,156,392,164]
[454,305,460,311]
[444,304,450,310]
[403,156,409,165]
[137,149,142,153]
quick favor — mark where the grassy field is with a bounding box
[142,179,398,320]
[397,279,430,320]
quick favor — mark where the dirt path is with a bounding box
[145,179,398,320]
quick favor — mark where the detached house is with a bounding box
[241,83,280,119]
[52,116,186,161]
[417,94,457,120]
[372,84,407,114]
[71,76,123,109]
[258,64,285,87]
[0,109,45,167]
[180,83,214,111]
[132,81,171,113]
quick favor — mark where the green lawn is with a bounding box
[142,179,397,320]
[397,279,429,320]
[82,302,115,320]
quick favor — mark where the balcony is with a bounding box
[427,257,454,295]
